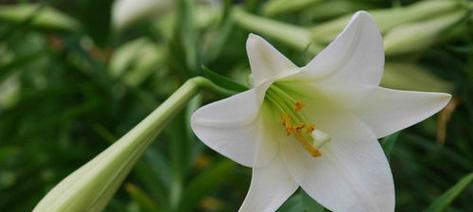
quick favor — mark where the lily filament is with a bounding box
[265,84,331,157]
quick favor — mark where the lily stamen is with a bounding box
[306,123,316,133]
[294,131,322,157]
[280,113,323,157]
[294,101,304,112]
[295,123,305,131]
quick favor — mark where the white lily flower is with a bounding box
[191,11,451,212]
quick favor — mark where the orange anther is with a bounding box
[293,131,321,157]
[281,114,294,136]
[281,114,290,126]
[295,123,305,132]
[306,123,316,133]
[286,127,294,136]
[294,101,304,112]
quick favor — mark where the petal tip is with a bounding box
[247,33,262,44]
[248,32,259,38]
[438,93,453,108]
[351,10,378,29]
[353,10,370,18]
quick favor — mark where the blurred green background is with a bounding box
[0,0,472,211]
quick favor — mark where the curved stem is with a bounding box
[33,77,235,212]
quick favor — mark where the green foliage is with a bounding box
[0,3,80,32]
[381,132,400,158]
[202,66,248,92]
[426,173,473,212]
[278,190,325,212]
[0,0,472,211]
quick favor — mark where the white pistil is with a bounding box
[312,129,331,148]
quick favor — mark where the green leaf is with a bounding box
[425,172,473,212]
[176,0,199,72]
[125,183,161,212]
[0,4,80,32]
[278,190,325,212]
[300,190,325,212]
[202,66,248,92]
[0,51,45,83]
[380,132,400,157]
[76,0,113,46]
[178,159,237,212]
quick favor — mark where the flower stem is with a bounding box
[33,76,234,212]
[232,7,322,54]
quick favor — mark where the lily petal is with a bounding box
[282,109,394,212]
[239,155,298,212]
[247,33,298,86]
[353,87,451,138]
[191,84,276,167]
[299,11,384,85]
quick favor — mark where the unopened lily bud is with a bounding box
[302,0,375,21]
[263,0,323,17]
[311,0,462,43]
[112,0,173,31]
[33,77,219,212]
[110,38,163,87]
[384,10,465,55]
[381,63,453,93]
[233,8,322,53]
[0,4,80,32]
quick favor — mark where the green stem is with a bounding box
[33,76,234,212]
[232,7,322,54]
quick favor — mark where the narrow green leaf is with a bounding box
[177,0,198,72]
[0,51,45,83]
[178,159,237,212]
[202,66,248,92]
[204,2,235,63]
[125,183,161,212]
[381,132,400,157]
[425,172,473,212]
[133,158,169,209]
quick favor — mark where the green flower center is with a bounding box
[264,83,331,157]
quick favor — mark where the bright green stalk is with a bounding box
[233,8,322,54]
[384,10,467,55]
[381,63,453,93]
[310,0,464,43]
[233,0,464,54]
[263,0,323,16]
[33,77,233,212]
[302,0,375,21]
